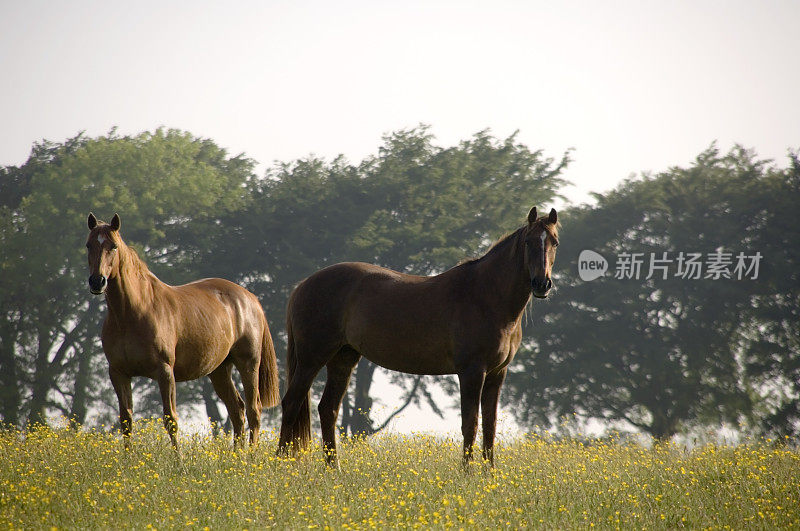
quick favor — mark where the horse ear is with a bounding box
[88,213,98,230]
[548,208,558,225]
[527,207,538,225]
[110,213,121,232]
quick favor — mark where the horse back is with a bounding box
[287,262,384,338]
[170,278,266,366]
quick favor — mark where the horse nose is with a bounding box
[531,277,551,290]
[531,277,553,298]
[88,274,107,294]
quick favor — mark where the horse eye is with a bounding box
[86,243,91,249]
[110,244,118,251]
[552,241,559,248]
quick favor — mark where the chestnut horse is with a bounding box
[278,206,559,466]
[86,213,280,448]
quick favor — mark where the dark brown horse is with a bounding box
[86,213,280,448]
[277,206,559,466]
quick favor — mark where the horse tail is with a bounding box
[259,319,281,409]
[282,314,311,451]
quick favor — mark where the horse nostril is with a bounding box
[531,278,549,293]
[89,275,108,292]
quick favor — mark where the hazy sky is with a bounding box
[2,0,798,206]
[2,1,798,433]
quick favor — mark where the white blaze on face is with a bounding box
[540,231,548,272]
[97,234,106,245]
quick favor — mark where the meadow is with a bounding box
[2,420,798,529]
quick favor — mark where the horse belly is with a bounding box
[370,353,456,376]
[350,325,456,375]
[345,289,457,374]
[172,331,233,381]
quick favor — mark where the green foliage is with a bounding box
[350,128,569,274]
[0,125,569,436]
[742,150,800,436]
[212,125,570,434]
[4,126,798,442]
[0,129,255,427]
[506,145,800,438]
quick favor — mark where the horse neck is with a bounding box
[470,229,531,324]
[105,242,157,321]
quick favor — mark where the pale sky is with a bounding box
[2,0,798,433]
[2,1,798,206]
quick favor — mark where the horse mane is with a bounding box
[460,216,559,267]
[119,241,153,281]
[460,227,525,266]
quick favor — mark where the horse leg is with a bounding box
[156,363,179,449]
[208,363,246,448]
[480,368,507,466]
[233,355,263,447]
[109,367,133,449]
[318,347,360,467]
[457,366,486,467]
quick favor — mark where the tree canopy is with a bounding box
[2,129,797,442]
[203,126,570,435]
[0,128,255,427]
[504,145,800,439]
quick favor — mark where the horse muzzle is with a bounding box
[88,274,107,295]
[531,277,552,299]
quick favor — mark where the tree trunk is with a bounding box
[649,408,678,441]
[347,359,377,436]
[340,363,426,437]
[340,391,352,436]
[0,320,22,427]
[28,313,88,427]
[27,327,54,426]
[68,335,95,426]
[69,301,101,427]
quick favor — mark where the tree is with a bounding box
[339,128,569,435]
[215,126,570,436]
[743,150,800,437]
[0,128,255,428]
[1,134,92,426]
[505,145,799,439]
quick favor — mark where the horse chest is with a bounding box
[485,342,511,371]
[490,347,516,372]
[102,319,173,376]
[103,339,151,376]
[487,325,522,371]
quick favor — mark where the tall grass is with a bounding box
[2,420,798,528]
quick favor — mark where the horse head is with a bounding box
[86,212,121,295]
[523,206,559,299]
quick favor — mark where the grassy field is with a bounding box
[2,420,799,529]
